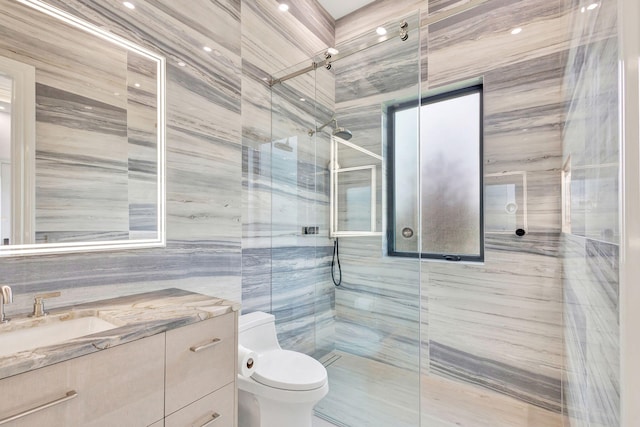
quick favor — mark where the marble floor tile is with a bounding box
[421,373,567,427]
[315,351,420,427]
[315,351,565,427]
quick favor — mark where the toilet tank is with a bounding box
[238,311,281,353]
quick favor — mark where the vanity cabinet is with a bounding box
[0,311,238,427]
[0,333,165,427]
[165,382,235,427]
[165,312,237,426]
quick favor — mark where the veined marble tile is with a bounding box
[562,235,619,427]
[316,351,421,427]
[427,0,570,87]
[0,0,129,106]
[335,1,424,44]
[561,1,620,424]
[333,237,421,371]
[242,0,333,76]
[421,371,565,427]
[424,246,564,412]
[35,84,130,240]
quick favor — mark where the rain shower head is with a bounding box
[332,127,352,140]
[308,117,353,141]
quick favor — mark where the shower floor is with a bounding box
[315,351,420,427]
[315,351,566,427]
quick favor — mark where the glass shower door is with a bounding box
[270,12,421,427]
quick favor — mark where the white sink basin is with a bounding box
[0,316,118,357]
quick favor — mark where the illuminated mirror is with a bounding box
[0,0,165,256]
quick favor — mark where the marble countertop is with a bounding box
[0,288,240,380]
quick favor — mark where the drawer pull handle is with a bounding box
[0,390,78,425]
[200,412,221,426]
[190,338,222,353]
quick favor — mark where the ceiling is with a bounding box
[317,0,377,20]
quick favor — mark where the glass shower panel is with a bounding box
[269,63,336,358]
[316,13,421,427]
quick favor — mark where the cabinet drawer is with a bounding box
[165,383,234,427]
[165,312,236,415]
[0,333,165,427]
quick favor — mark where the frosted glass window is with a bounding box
[388,85,483,261]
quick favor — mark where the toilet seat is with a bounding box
[251,350,327,391]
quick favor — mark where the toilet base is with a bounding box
[238,388,322,427]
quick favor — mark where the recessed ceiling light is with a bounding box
[327,47,339,55]
[376,27,387,36]
[134,82,141,88]
[511,27,522,35]
[587,2,598,10]
[123,2,135,10]
[300,98,306,102]
[278,3,289,12]
[581,6,586,12]
[177,61,186,67]
[203,46,212,52]
[84,106,93,110]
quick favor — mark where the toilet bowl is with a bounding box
[238,311,328,427]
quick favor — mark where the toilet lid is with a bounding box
[251,350,327,391]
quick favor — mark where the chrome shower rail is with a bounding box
[268,0,491,87]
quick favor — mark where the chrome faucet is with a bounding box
[1,285,13,323]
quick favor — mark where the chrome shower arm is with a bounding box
[309,117,336,136]
[316,117,336,133]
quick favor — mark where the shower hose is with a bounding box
[331,238,342,286]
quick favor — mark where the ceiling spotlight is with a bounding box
[587,2,598,10]
[123,2,135,9]
[511,27,522,35]
[300,98,306,102]
[327,47,339,55]
[177,61,186,67]
[581,6,586,12]
[376,27,387,36]
[203,46,212,52]
[278,3,289,12]
[134,82,141,88]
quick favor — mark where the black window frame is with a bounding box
[387,84,484,262]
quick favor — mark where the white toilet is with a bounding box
[238,311,328,427]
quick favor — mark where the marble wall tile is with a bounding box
[427,0,570,88]
[562,235,620,427]
[561,0,620,425]
[240,0,336,357]
[425,247,564,412]
[335,0,424,43]
[563,0,619,243]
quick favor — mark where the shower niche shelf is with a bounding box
[330,135,383,238]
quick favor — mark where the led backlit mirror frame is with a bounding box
[1,0,166,256]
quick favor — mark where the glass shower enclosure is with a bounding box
[269,13,422,427]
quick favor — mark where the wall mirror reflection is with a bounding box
[0,0,165,256]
